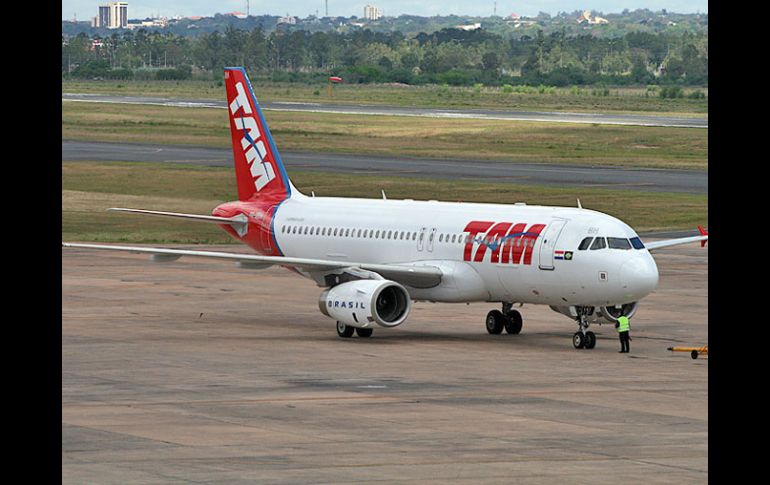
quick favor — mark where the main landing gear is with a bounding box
[336,321,373,338]
[486,303,523,335]
[572,308,596,350]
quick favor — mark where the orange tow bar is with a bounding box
[667,345,708,359]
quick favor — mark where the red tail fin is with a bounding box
[697,225,708,247]
[224,67,292,202]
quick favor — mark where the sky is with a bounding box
[62,1,708,21]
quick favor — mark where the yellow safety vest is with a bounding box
[617,316,630,332]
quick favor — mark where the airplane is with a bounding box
[62,67,708,350]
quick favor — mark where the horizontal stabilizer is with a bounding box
[108,208,249,236]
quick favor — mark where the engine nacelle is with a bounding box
[550,302,639,323]
[596,302,638,323]
[319,280,411,329]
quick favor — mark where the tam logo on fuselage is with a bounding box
[229,81,276,191]
[463,221,546,264]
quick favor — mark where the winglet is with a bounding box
[697,225,708,247]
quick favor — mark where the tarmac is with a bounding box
[62,140,708,195]
[62,243,707,483]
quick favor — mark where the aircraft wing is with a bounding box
[62,243,443,288]
[644,226,708,252]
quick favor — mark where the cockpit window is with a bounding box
[590,237,606,250]
[578,237,593,250]
[607,237,632,250]
[630,237,645,250]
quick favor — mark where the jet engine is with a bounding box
[550,302,639,323]
[596,302,639,323]
[319,279,411,329]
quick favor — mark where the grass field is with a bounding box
[63,161,708,243]
[62,79,709,115]
[62,102,708,170]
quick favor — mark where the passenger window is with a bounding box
[333,228,338,236]
[590,237,606,250]
[357,229,362,238]
[304,227,309,235]
[344,229,349,237]
[630,237,645,249]
[607,237,632,250]
[578,237,593,250]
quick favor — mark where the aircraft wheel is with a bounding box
[584,331,596,349]
[486,310,505,334]
[504,310,523,334]
[573,332,586,349]
[356,327,373,338]
[691,350,699,359]
[336,321,354,338]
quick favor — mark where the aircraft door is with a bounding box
[417,227,426,251]
[538,218,568,270]
[427,228,436,252]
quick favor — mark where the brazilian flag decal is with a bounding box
[564,251,573,261]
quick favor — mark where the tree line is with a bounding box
[62,26,707,86]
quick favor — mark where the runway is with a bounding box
[62,93,708,129]
[62,140,708,194]
[62,243,708,482]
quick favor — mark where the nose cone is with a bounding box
[620,255,659,299]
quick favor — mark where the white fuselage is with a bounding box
[271,192,659,306]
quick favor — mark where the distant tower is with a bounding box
[247,0,250,17]
[494,1,497,16]
[325,0,328,17]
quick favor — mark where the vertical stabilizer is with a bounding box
[224,67,293,202]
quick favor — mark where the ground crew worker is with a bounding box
[616,315,630,353]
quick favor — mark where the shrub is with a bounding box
[659,86,684,99]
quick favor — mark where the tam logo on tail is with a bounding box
[229,81,275,191]
[224,68,291,202]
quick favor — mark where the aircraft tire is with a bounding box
[504,310,523,334]
[691,350,699,359]
[573,332,586,349]
[337,321,355,338]
[584,331,596,349]
[486,310,505,334]
[356,327,373,338]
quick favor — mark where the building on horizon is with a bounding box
[363,4,382,21]
[577,10,608,25]
[95,2,128,29]
[278,14,297,25]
